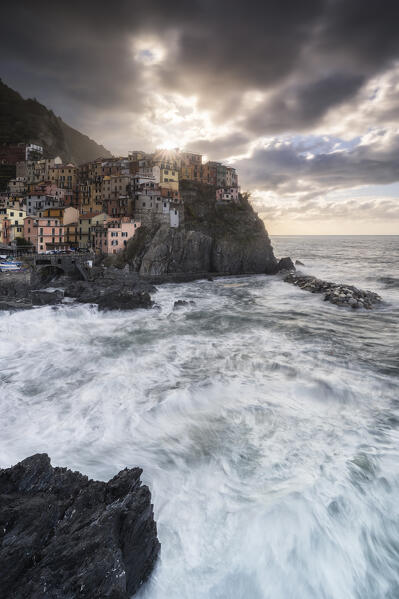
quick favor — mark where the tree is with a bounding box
[14,237,33,248]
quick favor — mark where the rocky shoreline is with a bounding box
[0,268,155,312]
[284,272,382,309]
[0,454,160,599]
[0,256,297,311]
[0,260,384,312]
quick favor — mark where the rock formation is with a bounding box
[0,269,155,311]
[0,454,160,599]
[118,182,277,276]
[284,273,382,309]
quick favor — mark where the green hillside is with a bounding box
[0,79,112,164]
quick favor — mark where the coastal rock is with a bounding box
[97,290,153,311]
[119,181,277,277]
[284,273,382,309]
[0,299,32,311]
[31,289,64,306]
[295,260,305,266]
[173,299,196,309]
[139,227,213,275]
[0,454,160,599]
[0,271,32,299]
[64,277,155,310]
[277,257,296,272]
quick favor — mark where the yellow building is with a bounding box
[153,165,179,192]
[39,207,79,225]
[6,206,26,227]
[48,163,78,190]
[64,222,79,248]
[180,164,193,181]
[4,206,27,242]
[78,212,110,248]
[89,182,103,212]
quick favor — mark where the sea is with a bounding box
[0,235,398,599]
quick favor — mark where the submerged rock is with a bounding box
[284,273,382,309]
[173,299,196,310]
[295,260,305,266]
[0,454,160,599]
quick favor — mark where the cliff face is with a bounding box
[0,79,112,164]
[0,454,160,598]
[120,181,277,276]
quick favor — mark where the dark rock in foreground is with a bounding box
[0,454,160,599]
[0,269,156,311]
[64,271,155,310]
[284,273,382,309]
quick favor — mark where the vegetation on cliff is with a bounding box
[117,181,277,276]
[0,79,112,164]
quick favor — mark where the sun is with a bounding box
[157,140,177,150]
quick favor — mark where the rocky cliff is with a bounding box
[0,79,112,164]
[0,454,160,598]
[119,181,277,276]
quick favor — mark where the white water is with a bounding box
[0,235,398,598]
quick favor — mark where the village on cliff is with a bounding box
[0,144,239,255]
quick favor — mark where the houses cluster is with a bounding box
[0,144,240,254]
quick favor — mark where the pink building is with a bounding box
[94,220,141,255]
[32,182,66,198]
[216,187,240,202]
[1,218,11,246]
[24,217,66,253]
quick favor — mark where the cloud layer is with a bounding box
[1,0,399,232]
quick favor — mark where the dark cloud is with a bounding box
[246,73,366,134]
[1,0,399,124]
[1,0,399,221]
[190,133,251,161]
[236,133,399,192]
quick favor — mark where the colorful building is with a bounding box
[48,163,77,190]
[94,219,141,254]
[216,187,240,203]
[78,212,110,249]
[23,217,65,253]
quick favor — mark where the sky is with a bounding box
[1,0,399,234]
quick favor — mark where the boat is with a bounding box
[0,258,22,272]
